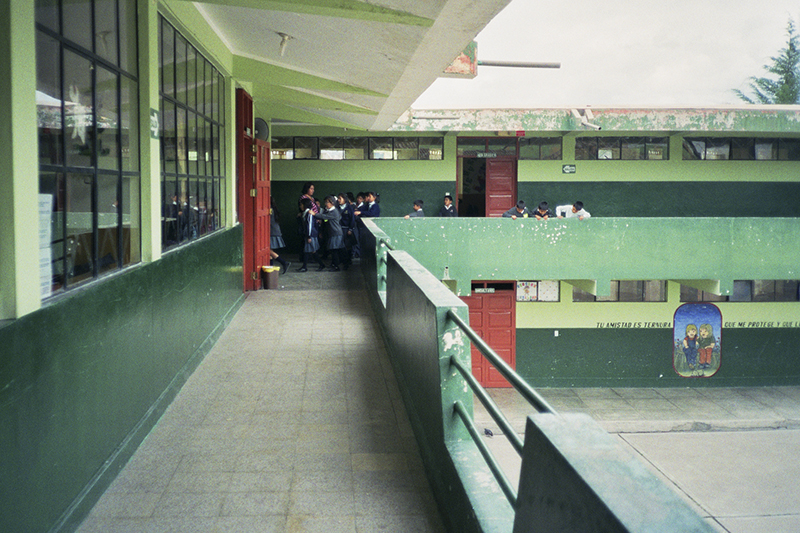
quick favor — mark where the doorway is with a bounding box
[460,281,517,388]
[458,157,517,218]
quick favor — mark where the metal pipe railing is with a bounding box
[453,400,518,508]
[446,308,556,415]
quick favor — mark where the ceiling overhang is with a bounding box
[187,0,511,130]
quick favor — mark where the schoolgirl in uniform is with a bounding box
[314,195,346,271]
[298,198,325,272]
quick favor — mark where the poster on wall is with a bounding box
[517,281,537,301]
[39,194,53,299]
[673,303,722,378]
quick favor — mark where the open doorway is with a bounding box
[458,157,517,218]
[459,158,486,217]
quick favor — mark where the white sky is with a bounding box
[413,0,800,109]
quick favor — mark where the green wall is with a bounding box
[516,327,800,388]
[0,227,244,532]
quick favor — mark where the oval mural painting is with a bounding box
[673,303,722,378]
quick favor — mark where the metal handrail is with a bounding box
[453,400,518,508]
[446,308,556,415]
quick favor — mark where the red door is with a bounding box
[254,139,271,273]
[461,283,516,387]
[485,158,517,217]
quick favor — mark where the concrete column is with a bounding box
[0,0,40,319]
[138,0,162,262]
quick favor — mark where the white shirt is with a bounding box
[556,204,591,219]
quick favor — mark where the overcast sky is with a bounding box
[413,0,800,109]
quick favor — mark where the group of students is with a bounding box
[502,200,591,220]
[294,184,387,272]
[402,195,458,218]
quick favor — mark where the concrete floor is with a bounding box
[478,387,800,533]
[78,261,800,533]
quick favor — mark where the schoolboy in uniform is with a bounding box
[556,201,592,220]
[533,201,555,220]
[502,200,530,219]
[438,195,458,217]
[404,199,424,218]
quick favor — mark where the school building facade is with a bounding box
[2,0,799,530]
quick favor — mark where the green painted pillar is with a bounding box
[0,0,40,319]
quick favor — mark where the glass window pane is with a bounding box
[369,138,392,160]
[755,140,777,160]
[646,137,668,160]
[212,124,221,173]
[486,138,516,156]
[682,138,705,160]
[457,138,486,157]
[575,138,597,160]
[121,173,140,264]
[97,173,119,275]
[175,34,188,104]
[680,285,700,302]
[161,20,175,98]
[66,173,94,286]
[162,100,177,174]
[96,66,119,170]
[598,137,620,160]
[572,286,595,302]
[188,111,199,176]
[705,138,730,160]
[63,0,91,51]
[618,280,643,301]
[294,137,318,159]
[177,107,187,174]
[37,31,63,166]
[394,137,418,160]
[621,137,645,160]
[730,280,752,301]
[518,138,540,160]
[731,138,754,160]
[162,177,179,247]
[119,0,137,73]
[643,280,666,301]
[121,75,138,172]
[319,137,344,160]
[36,0,59,31]
[64,50,93,168]
[186,45,196,110]
[344,137,367,159]
[40,172,64,293]
[95,0,118,65]
[176,177,189,243]
[204,59,213,118]
[776,280,800,301]
[778,139,800,160]
[540,138,562,160]
[419,137,443,160]
[753,280,776,302]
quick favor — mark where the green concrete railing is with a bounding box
[369,217,800,298]
[361,222,718,533]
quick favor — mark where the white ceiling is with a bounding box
[191,0,511,129]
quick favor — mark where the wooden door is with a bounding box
[254,139,271,273]
[461,283,516,388]
[485,158,517,217]
[236,88,259,291]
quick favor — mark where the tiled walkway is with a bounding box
[77,266,445,533]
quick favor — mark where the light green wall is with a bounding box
[0,0,40,319]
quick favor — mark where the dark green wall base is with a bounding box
[517,181,800,218]
[516,327,800,387]
[271,180,455,254]
[0,227,244,533]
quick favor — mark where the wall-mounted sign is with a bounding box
[562,164,576,174]
[474,288,495,294]
[149,109,159,139]
[477,152,498,158]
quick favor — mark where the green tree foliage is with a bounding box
[735,20,800,104]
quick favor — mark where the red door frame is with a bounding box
[236,89,271,291]
[461,281,517,388]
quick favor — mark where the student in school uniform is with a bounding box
[314,195,346,271]
[502,200,530,219]
[438,195,458,217]
[404,199,424,218]
[298,198,325,272]
[556,201,592,220]
[354,191,380,218]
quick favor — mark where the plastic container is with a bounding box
[261,266,279,290]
